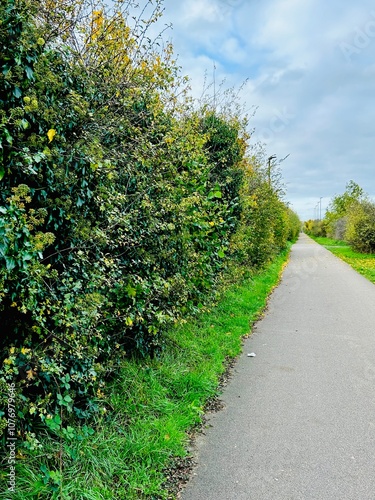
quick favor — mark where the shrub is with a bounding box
[287,208,301,241]
[346,200,375,253]
[330,216,347,240]
[0,0,254,437]
[230,169,294,268]
[200,112,245,225]
[304,219,326,237]
[0,0,296,445]
[325,181,364,238]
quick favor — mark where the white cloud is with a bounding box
[180,0,224,24]
[157,0,375,220]
[220,36,247,63]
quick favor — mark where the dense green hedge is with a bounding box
[0,0,299,441]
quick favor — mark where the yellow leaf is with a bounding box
[47,129,56,143]
[26,369,36,380]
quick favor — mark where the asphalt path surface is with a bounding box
[181,234,375,500]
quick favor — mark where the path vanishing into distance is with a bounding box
[181,233,375,500]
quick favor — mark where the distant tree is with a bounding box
[304,219,326,237]
[325,181,364,239]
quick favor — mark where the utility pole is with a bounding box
[319,197,322,221]
[213,61,216,110]
[267,155,276,186]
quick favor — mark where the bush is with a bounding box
[346,201,375,253]
[304,219,326,237]
[325,181,364,238]
[0,0,255,437]
[200,112,245,224]
[230,170,295,268]
[0,0,296,445]
[287,208,301,241]
[330,216,347,240]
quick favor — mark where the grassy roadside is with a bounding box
[312,236,375,284]
[2,245,292,500]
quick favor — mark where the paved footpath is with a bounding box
[181,234,375,500]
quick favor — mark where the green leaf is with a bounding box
[54,414,62,425]
[25,66,34,80]
[76,196,84,207]
[0,166,4,181]
[13,86,22,98]
[40,464,49,475]
[2,64,10,76]
[126,284,137,298]
[5,257,16,271]
[20,119,29,130]
[45,414,61,432]
[4,128,13,144]
[208,190,222,200]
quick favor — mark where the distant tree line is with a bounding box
[304,180,375,253]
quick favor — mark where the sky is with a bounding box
[142,0,375,221]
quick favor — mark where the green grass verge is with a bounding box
[1,246,291,500]
[312,236,375,283]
